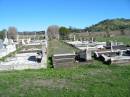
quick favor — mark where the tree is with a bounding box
[120,26,126,35]
[68,26,81,33]
[59,27,70,40]
[47,25,59,40]
[7,27,17,41]
[103,21,111,37]
[0,29,6,39]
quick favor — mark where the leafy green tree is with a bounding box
[59,27,70,40]
[0,29,6,39]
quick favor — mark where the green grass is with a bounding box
[0,61,130,97]
[95,36,130,45]
[48,39,79,57]
[22,45,42,50]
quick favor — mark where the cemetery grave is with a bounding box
[0,40,47,71]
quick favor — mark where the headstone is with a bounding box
[86,46,92,61]
[74,35,76,41]
[3,37,9,45]
[0,39,4,49]
[119,50,123,56]
[22,39,25,45]
[111,41,114,52]
[91,37,94,43]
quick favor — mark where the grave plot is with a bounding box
[0,41,47,71]
[47,39,79,68]
[94,50,130,65]
[53,53,76,68]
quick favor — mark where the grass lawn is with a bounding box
[48,39,79,57]
[95,36,130,45]
[23,45,42,50]
[0,61,130,97]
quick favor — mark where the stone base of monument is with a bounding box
[53,53,76,68]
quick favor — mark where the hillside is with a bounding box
[85,18,130,32]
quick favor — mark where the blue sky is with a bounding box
[0,0,130,31]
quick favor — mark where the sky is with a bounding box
[0,0,130,31]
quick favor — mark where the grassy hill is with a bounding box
[85,18,130,32]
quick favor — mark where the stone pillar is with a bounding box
[120,50,123,56]
[74,35,76,41]
[111,41,114,52]
[80,37,82,42]
[92,37,93,43]
[86,46,92,61]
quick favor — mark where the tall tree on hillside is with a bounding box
[104,22,111,37]
[120,25,126,35]
[7,27,17,41]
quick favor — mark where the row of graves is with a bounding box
[94,42,130,64]
[53,39,130,68]
[52,39,104,68]
[66,40,106,62]
[0,37,47,71]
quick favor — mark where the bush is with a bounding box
[47,56,54,68]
